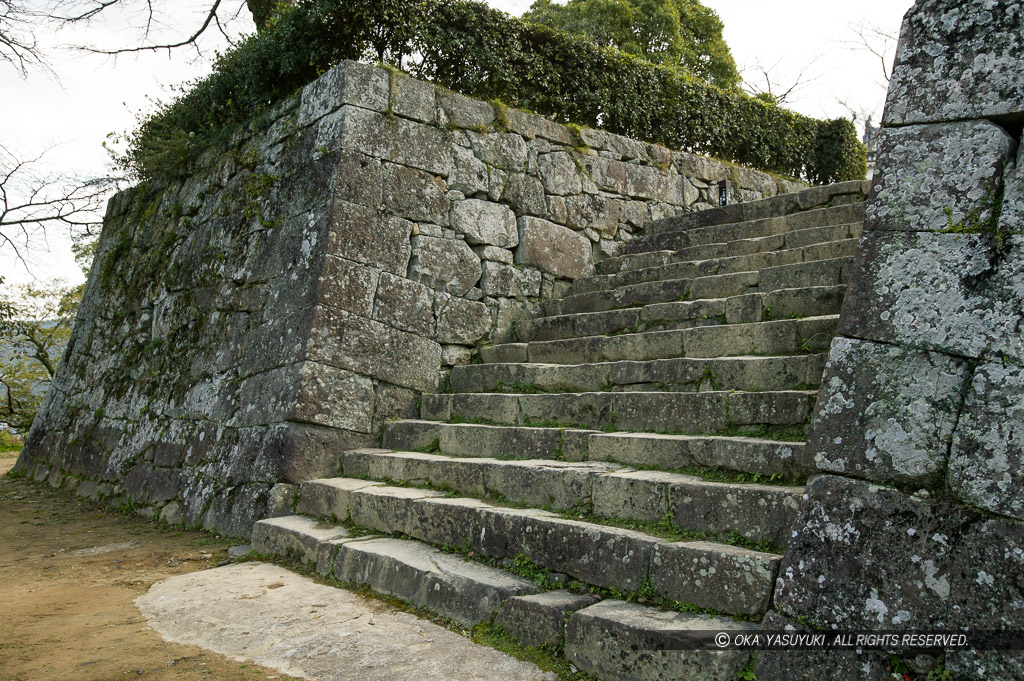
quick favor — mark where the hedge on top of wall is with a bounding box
[122,0,866,185]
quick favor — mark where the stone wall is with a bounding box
[14,60,800,537]
[758,2,1024,680]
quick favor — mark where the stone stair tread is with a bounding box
[557,256,852,315]
[341,448,804,546]
[451,354,828,394]
[251,516,540,628]
[422,390,816,434]
[626,202,866,255]
[487,315,838,365]
[293,477,781,616]
[566,599,758,681]
[602,220,863,276]
[572,237,859,296]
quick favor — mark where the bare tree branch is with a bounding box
[741,56,821,105]
[0,144,116,270]
[0,0,53,77]
[842,20,898,85]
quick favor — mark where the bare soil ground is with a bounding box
[0,452,297,681]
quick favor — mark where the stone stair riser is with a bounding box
[382,420,810,479]
[295,479,780,615]
[421,390,815,434]
[341,449,803,546]
[451,355,828,394]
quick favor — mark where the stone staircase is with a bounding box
[250,180,870,680]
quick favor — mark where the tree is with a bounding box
[0,278,79,433]
[1,143,112,267]
[523,0,739,90]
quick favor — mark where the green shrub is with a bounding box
[124,0,865,185]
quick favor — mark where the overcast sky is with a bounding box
[1,0,914,287]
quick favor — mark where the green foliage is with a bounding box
[123,0,864,185]
[0,430,23,453]
[0,278,79,433]
[523,0,739,90]
[941,184,1015,253]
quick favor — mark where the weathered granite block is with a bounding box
[754,612,892,681]
[435,294,491,345]
[297,59,389,125]
[866,121,1014,232]
[537,152,583,196]
[807,337,969,486]
[408,234,482,296]
[381,163,450,225]
[496,591,598,648]
[774,476,1024,634]
[839,231,1024,361]
[372,272,436,337]
[327,200,412,275]
[451,199,518,248]
[884,0,1024,125]
[516,217,594,279]
[948,361,1024,520]
[389,72,436,124]
[480,261,542,298]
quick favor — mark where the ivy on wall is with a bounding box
[122,0,866,185]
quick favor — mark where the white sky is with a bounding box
[1,0,914,287]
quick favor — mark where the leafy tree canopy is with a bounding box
[523,0,739,90]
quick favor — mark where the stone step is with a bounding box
[420,390,816,434]
[682,315,838,359]
[383,420,810,480]
[573,237,858,295]
[566,600,757,681]
[641,179,870,234]
[294,478,781,616]
[597,221,862,276]
[484,315,837,365]
[521,286,844,342]
[251,515,540,627]
[553,256,852,316]
[341,449,804,547]
[625,203,866,255]
[451,354,827,394]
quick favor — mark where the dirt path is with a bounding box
[0,453,296,681]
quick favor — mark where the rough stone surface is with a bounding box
[839,231,1024,361]
[137,562,557,681]
[516,217,594,279]
[884,0,1024,125]
[496,591,599,648]
[775,476,1024,643]
[408,235,482,296]
[866,121,1014,232]
[451,199,518,248]
[807,337,969,486]
[566,600,756,681]
[948,360,1024,520]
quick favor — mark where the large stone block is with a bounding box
[318,255,379,319]
[774,476,1024,638]
[497,591,598,648]
[309,305,442,393]
[754,612,893,681]
[948,361,1024,520]
[297,60,389,125]
[884,0,1024,125]
[537,152,583,195]
[865,121,1014,232]
[435,294,491,345]
[479,261,542,298]
[327,201,412,276]
[450,199,518,248]
[807,337,969,486]
[322,105,452,176]
[839,230,1024,361]
[408,234,482,296]
[372,272,436,338]
[235,361,375,433]
[516,216,594,279]
[381,163,450,226]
